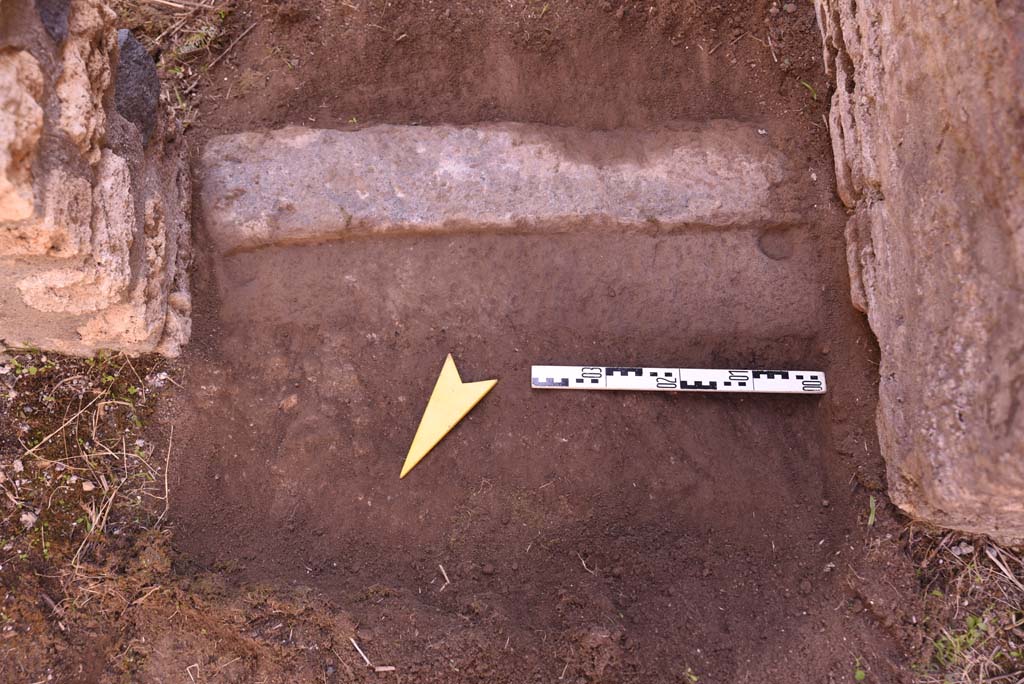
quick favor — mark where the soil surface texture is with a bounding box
[155,1,917,682]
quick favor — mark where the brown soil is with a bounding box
[194,0,832,136]
[154,0,916,682]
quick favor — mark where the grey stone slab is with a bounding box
[199,123,801,255]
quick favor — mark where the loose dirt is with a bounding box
[194,0,831,136]
[155,0,918,681]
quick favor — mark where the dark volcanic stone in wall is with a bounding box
[115,28,159,143]
[35,0,70,42]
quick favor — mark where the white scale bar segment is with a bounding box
[531,365,826,394]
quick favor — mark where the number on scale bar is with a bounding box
[530,366,826,394]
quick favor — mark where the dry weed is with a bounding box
[908,527,1024,684]
[110,0,236,129]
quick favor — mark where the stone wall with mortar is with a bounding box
[815,1,1023,544]
[0,0,191,356]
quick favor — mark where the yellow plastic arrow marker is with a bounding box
[400,354,497,479]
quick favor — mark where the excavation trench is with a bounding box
[157,2,901,681]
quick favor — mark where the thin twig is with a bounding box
[331,648,355,678]
[205,22,257,71]
[131,585,162,607]
[22,391,106,458]
[40,592,64,618]
[212,656,241,675]
[577,552,596,575]
[183,21,258,94]
[350,637,371,667]
[71,479,123,570]
[141,0,216,9]
[157,425,173,526]
[155,9,201,44]
[986,546,1024,592]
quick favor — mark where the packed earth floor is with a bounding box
[167,1,900,681]
[4,1,1022,683]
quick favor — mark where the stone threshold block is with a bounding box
[200,122,804,255]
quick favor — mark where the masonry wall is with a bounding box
[816,1,1024,544]
[0,0,191,356]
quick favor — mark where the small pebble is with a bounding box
[784,3,797,12]
[799,579,813,595]
[482,563,495,576]
[612,566,623,578]
[951,542,974,556]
